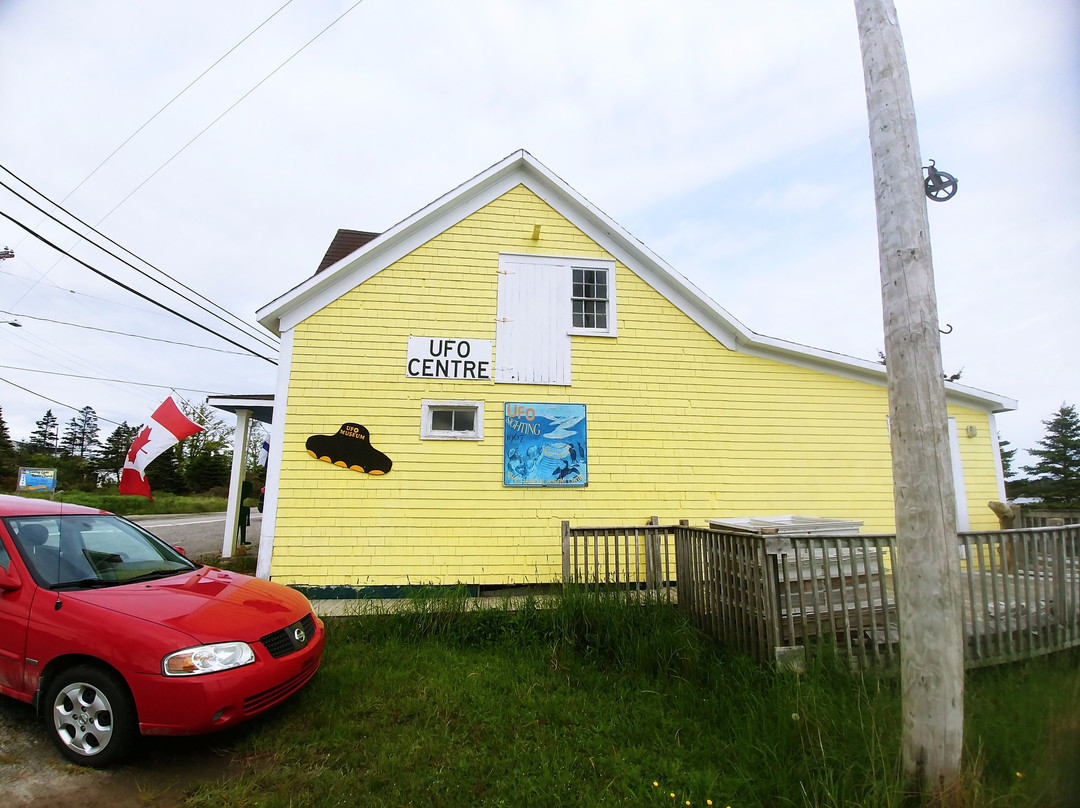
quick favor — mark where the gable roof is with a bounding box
[257,150,1016,414]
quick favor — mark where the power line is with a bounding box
[0,322,155,405]
[8,1,299,310]
[57,1,298,208]
[0,364,225,395]
[0,375,124,427]
[93,0,368,224]
[0,309,256,356]
[0,209,277,364]
[1,264,214,320]
[1,264,205,415]
[2,2,366,355]
[0,170,279,353]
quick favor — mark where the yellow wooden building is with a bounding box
[254,151,1015,589]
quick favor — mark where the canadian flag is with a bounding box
[119,396,204,499]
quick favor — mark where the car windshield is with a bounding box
[4,513,197,589]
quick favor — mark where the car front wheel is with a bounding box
[44,664,136,767]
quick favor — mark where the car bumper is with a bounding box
[133,620,325,736]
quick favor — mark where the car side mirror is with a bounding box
[0,566,22,592]
[173,545,187,557]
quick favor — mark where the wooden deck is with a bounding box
[562,520,1080,669]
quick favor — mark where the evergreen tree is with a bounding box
[97,421,142,485]
[0,405,15,478]
[1022,403,1080,504]
[60,406,101,459]
[27,410,59,454]
[999,435,1017,481]
[146,444,187,495]
[59,417,80,455]
[184,451,232,492]
[999,435,1029,499]
[176,401,232,493]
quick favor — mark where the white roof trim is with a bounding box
[257,150,1017,414]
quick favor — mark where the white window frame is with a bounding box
[420,400,484,440]
[568,258,616,337]
[569,262,615,335]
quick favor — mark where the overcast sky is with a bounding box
[1,1,1077,470]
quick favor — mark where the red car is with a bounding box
[0,494,324,767]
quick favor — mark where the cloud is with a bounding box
[0,0,1076,471]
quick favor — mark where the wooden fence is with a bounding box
[1013,506,1080,529]
[562,520,1080,669]
[561,518,677,601]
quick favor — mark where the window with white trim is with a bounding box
[420,400,484,440]
[572,266,608,330]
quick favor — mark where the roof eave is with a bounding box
[256,150,1017,415]
[258,149,537,335]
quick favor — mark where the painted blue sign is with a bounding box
[18,467,57,493]
[504,403,587,487]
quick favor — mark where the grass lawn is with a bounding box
[184,590,1079,808]
[13,490,229,516]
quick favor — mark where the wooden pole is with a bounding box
[853,0,965,795]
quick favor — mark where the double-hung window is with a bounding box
[572,266,608,330]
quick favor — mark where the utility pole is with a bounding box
[853,0,964,797]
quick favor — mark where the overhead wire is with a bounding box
[2,256,221,415]
[3,2,367,353]
[0,305,181,417]
[0,300,157,396]
[9,1,299,308]
[56,0,298,208]
[0,171,280,353]
[1,263,220,321]
[2,1,370,427]
[0,364,226,395]
[91,0,368,225]
[0,209,278,364]
[0,375,125,427]
[0,309,255,355]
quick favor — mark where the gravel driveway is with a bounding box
[0,694,253,807]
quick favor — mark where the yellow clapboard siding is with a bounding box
[269,184,1004,586]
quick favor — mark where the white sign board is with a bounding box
[407,337,492,380]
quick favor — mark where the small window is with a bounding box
[431,408,474,432]
[421,400,483,440]
[572,267,608,330]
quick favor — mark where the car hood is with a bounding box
[66,567,313,644]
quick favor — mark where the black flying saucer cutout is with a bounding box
[306,423,392,475]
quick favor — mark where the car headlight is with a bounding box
[163,642,255,676]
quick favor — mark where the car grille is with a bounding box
[243,658,319,714]
[260,613,316,659]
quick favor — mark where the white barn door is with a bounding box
[495,258,571,385]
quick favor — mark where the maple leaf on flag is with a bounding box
[126,426,153,464]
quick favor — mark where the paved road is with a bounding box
[130,512,261,559]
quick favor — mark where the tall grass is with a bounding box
[183,588,1078,807]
